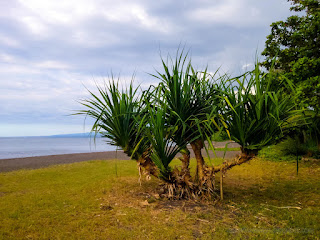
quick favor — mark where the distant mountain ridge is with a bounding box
[48,132,102,138]
[0,133,103,138]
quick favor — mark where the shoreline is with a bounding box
[0,142,240,173]
[0,150,119,161]
[0,151,131,173]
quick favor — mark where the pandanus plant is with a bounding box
[215,62,295,172]
[152,51,223,189]
[76,79,158,178]
[77,51,296,200]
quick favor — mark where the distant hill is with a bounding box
[48,132,102,138]
[0,132,104,138]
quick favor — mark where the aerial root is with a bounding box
[158,168,217,200]
[137,156,159,182]
[213,153,256,173]
[158,153,257,200]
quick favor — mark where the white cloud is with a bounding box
[70,30,122,48]
[35,61,71,70]
[99,3,174,34]
[0,53,16,63]
[242,63,253,70]
[21,16,48,35]
[130,5,172,33]
[15,0,173,38]
[0,35,21,47]
[17,0,96,25]
[0,64,41,75]
[189,0,266,27]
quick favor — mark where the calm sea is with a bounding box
[0,137,117,159]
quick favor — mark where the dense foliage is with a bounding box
[261,0,320,110]
[221,64,294,154]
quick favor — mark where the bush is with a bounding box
[211,130,230,142]
[278,136,307,156]
[258,145,297,162]
[259,136,320,161]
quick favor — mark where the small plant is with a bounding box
[211,130,230,142]
[278,136,307,156]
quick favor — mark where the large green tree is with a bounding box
[261,0,320,109]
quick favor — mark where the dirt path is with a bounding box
[0,141,240,173]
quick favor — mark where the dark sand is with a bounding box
[0,141,240,173]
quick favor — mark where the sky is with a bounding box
[0,0,294,137]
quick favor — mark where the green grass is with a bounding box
[214,147,240,151]
[259,145,298,162]
[0,158,319,239]
[258,138,320,162]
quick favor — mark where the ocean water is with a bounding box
[0,137,117,159]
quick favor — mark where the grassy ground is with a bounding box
[259,138,320,162]
[0,157,319,239]
[214,147,240,151]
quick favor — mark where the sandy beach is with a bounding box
[0,141,240,173]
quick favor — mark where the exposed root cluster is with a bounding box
[157,167,217,200]
[137,144,257,201]
[157,152,257,200]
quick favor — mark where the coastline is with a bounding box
[0,151,130,173]
[0,141,240,173]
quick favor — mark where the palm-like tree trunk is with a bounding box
[190,139,205,183]
[178,148,192,184]
[138,156,158,178]
[179,148,190,171]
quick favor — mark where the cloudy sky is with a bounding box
[0,0,293,137]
